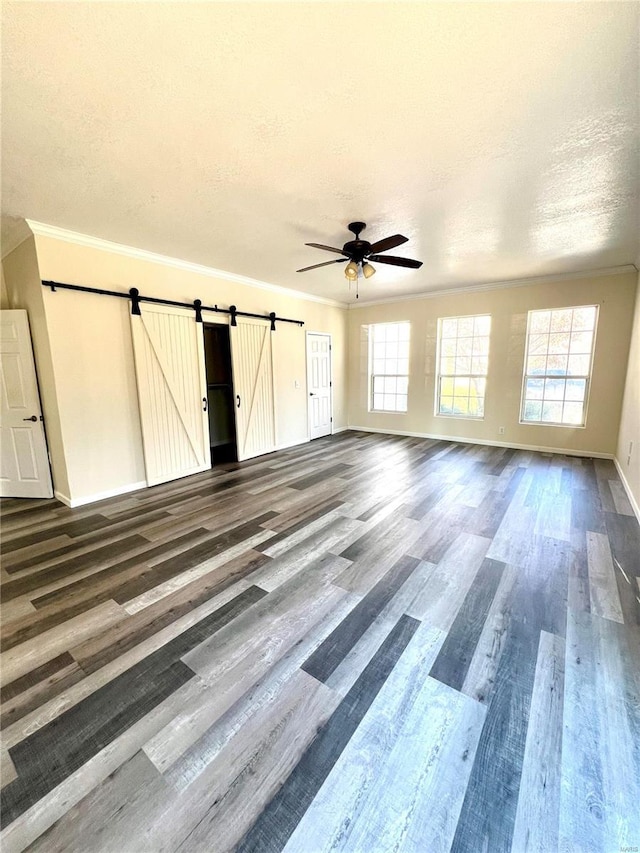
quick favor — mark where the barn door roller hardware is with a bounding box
[42,281,304,330]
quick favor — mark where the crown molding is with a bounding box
[1,219,34,259]
[25,220,348,309]
[347,264,639,309]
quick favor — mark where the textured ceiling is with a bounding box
[2,2,638,304]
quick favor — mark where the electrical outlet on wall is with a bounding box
[499,426,505,435]
[627,440,633,466]
[294,379,300,389]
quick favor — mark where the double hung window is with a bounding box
[436,314,491,418]
[369,322,410,413]
[521,305,597,426]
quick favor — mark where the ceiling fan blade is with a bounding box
[367,234,409,254]
[296,258,348,273]
[368,254,423,269]
[305,242,347,256]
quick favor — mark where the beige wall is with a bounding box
[616,270,640,516]
[32,234,348,504]
[348,270,637,456]
[4,227,636,507]
[2,238,71,496]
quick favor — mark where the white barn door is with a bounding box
[131,304,210,486]
[0,310,54,498]
[307,332,332,439]
[230,319,275,461]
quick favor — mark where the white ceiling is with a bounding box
[2,2,638,304]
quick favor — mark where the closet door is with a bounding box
[0,310,54,498]
[230,318,276,461]
[131,304,210,486]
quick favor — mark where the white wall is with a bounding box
[615,270,640,517]
[30,233,348,504]
[348,270,637,457]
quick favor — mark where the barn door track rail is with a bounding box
[41,280,305,331]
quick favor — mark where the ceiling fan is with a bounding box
[296,221,422,297]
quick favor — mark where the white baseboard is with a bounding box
[332,426,349,435]
[55,480,147,508]
[347,425,615,459]
[613,457,640,522]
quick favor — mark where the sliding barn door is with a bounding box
[131,304,211,486]
[230,319,276,461]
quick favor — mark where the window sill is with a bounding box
[435,413,485,421]
[369,409,408,415]
[519,420,586,429]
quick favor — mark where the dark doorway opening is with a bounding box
[203,324,238,464]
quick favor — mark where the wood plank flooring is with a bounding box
[1,431,639,853]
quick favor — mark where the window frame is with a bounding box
[435,313,491,420]
[519,304,599,428]
[368,321,411,414]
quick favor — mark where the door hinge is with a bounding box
[330,417,333,422]
[330,381,332,387]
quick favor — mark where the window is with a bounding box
[521,305,597,426]
[436,314,491,418]
[369,322,410,412]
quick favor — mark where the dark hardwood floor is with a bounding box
[1,431,639,852]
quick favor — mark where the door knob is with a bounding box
[23,415,38,422]
[309,392,315,396]
[237,395,241,408]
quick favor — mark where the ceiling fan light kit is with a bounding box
[362,262,376,279]
[297,221,422,298]
[344,260,359,280]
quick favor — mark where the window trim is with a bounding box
[434,313,491,420]
[519,304,599,429]
[368,321,411,414]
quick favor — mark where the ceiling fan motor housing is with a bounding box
[343,239,371,262]
[297,220,422,274]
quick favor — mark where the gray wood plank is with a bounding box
[302,554,420,683]
[450,565,543,853]
[144,575,354,775]
[604,511,640,627]
[587,530,624,623]
[171,670,340,853]
[1,433,638,852]
[429,557,505,692]
[608,479,635,516]
[0,600,125,687]
[511,630,565,853]
[0,676,208,853]
[164,592,361,794]
[560,609,640,852]
[285,672,484,853]
[462,564,518,704]
[405,532,491,632]
[235,614,421,853]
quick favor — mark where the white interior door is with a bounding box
[131,304,211,486]
[0,310,54,498]
[307,332,332,440]
[230,319,275,461]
